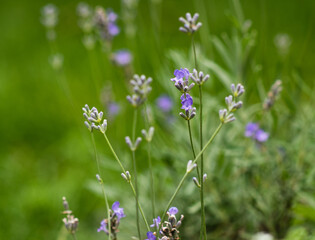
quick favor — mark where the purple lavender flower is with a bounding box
[255,129,269,142]
[171,68,194,93]
[145,231,156,240]
[112,201,126,221]
[169,207,178,215]
[174,68,189,80]
[180,94,193,111]
[150,216,161,229]
[113,50,132,66]
[245,122,269,142]
[97,219,108,233]
[108,102,120,116]
[156,95,173,112]
[108,22,120,36]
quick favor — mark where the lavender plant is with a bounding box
[56,5,248,240]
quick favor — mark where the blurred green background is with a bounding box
[1,0,315,239]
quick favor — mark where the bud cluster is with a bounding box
[190,69,210,86]
[179,13,202,34]
[76,2,95,49]
[141,127,155,142]
[126,74,153,107]
[263,80,282,111]
[82,104,108,133]
[62,197,79,235]
[125,136,142,151]
[219,83,244,124]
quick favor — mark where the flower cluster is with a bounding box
[146,207,183,240]
[61,197,79,235]
[98,201,126,239]
[219,83,244,123]
[160,207,184,240]
[263,80,282,111]
[94,7,120,41]
[125,136,142,151]
[82,104,107,133]
[170,68,197,121]
[179,12,202,34]
[245,123,269,143]
[126,74,153,107]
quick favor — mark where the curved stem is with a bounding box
[102,133,150,232]
[160,123,223,224]
[91,133,111,240]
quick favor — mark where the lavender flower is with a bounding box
[263,80,282,111]
[179,13,202,34]
[98,201,126,238]
[156,95,173,112]
[180,93,193,111]
[146,231,156,240]
[61,197,79,235]
[171,68,194,93]
[127,74,152,107]
[82,104,107,133]
[107,102,120,117]
[77,2,94,33]
[219,83,244,124]
[150,216,161,229]
[112,50,132,66]
[160,207,184,240]
[94,7,120,41]
[125,136,142,151]
[245,122,269,142]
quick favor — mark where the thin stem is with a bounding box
[187,120,200,181]
[192,36,199,71]
[148,141,156,220]
[187,120,197,158]
[91,133,111,240]
[160,123,223,224]
[131,109,141,240]
[199,85,207,240]
[102,133,150,231]
[72,233,77,240]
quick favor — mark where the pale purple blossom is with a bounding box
[97,219,108,233]
[146,231,156,240]
[180,94,193,110]
[245,122,269,142]
[150,216,161,229]
[169,207,178,215]
[113,50,132,66]
[112,201,126,221]
[171,68,194,93]
[156,95,173,112]
[108,102,120,116]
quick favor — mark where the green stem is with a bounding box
[72,233,77,240]
[148,141,156,220]
[199,85,207,240]
[102,133,150,231]
[131,109,141,240]
[91,133,111,240]
[187,120,200,181]
[160,123,223,223]
[192,36,199,71]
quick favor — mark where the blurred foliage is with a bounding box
[0,0,315,240]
